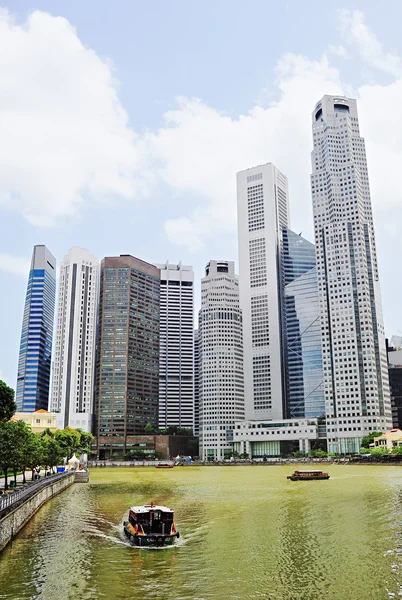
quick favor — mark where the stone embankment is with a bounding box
[0,471,75,552]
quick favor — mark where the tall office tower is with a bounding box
[194,329,200,436]
[156,262,194,431]
[237,163,289,421]
[387,340,402,429]
[50,248,99,431]
[16,245,56,411]
[311,95,392,452]
[198,260,244,461]
[281,228,324,419]
[94,255,160,459]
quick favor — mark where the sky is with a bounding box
[1,1,402,387]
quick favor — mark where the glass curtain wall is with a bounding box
[281,228,324,419]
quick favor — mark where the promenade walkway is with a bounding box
[0,471,72,519]
[0,470,53,492]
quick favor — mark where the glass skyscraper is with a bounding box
[16,245,56,411]
[281,228,324,419]
[94,255,160,459]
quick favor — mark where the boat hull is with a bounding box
[124,525,179,547]
[287,475,330,481]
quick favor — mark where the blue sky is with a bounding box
[2,1,402,387]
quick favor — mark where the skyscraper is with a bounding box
[237,163,289,421]
[387,340,402,429]
[16,245,56,411]
[94,255,160,459]
[311,95,392,452]
[281,228,324,419]
[199,261,244,461]
[50,247,99,431]
[194,329,200,436]
[157,262,194,431]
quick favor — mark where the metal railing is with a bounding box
[0,471,73,518]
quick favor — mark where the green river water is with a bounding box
[1,465,402,600]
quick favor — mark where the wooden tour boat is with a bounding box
[287,470,330,481]
[155,462,174,469]
[123,502,180,547]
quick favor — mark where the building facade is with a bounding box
[194,329,200,436]
[199,261,244,460]
[237,163,289,421]
[156,262,194,431]
[233,418,325,457]
[50,247,99,431]
[16,245,56,411]
[387,342,402,429]
[94,255,160,458]
[311,95,392,452]
[12,409,57,434]
[281,228,324,419]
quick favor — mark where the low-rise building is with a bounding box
[93,434,199,460]
[233,418,326,457]
[373,429,402,451]
[11,409,58,433]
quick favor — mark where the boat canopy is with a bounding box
[130,505,173,513]
[294,470,323,474]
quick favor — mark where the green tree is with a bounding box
[308,449,330,458]
[40,427,55,439]
[75,428,94,455]
[158,425,193,436]
[368,446,387,455]
[42,437,64,472]
[23,433,45,481]
[176,426,193,436]
[9,421,31,485]
[54,427,81,459]
[0,421,16,489]
[144,423,154,434]
[0,420,31,489]
[392,446,402,455]
[0,380,16,422]
[361,431,383,448]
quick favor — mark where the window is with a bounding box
[247,172,262,183]
[251,296,269,346]
[247,184,264,232]
[249,238,267,287]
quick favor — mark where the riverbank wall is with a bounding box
[0,472,75,552]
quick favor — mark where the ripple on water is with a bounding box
[1,466,402,600]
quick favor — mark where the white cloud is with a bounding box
[148,21,402,253]
[0,9,149,227]
[328,44,349,59]
[338,9,402,77]
[2,7,402,261]
[0,253,30,276]
[147,55,342,249]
